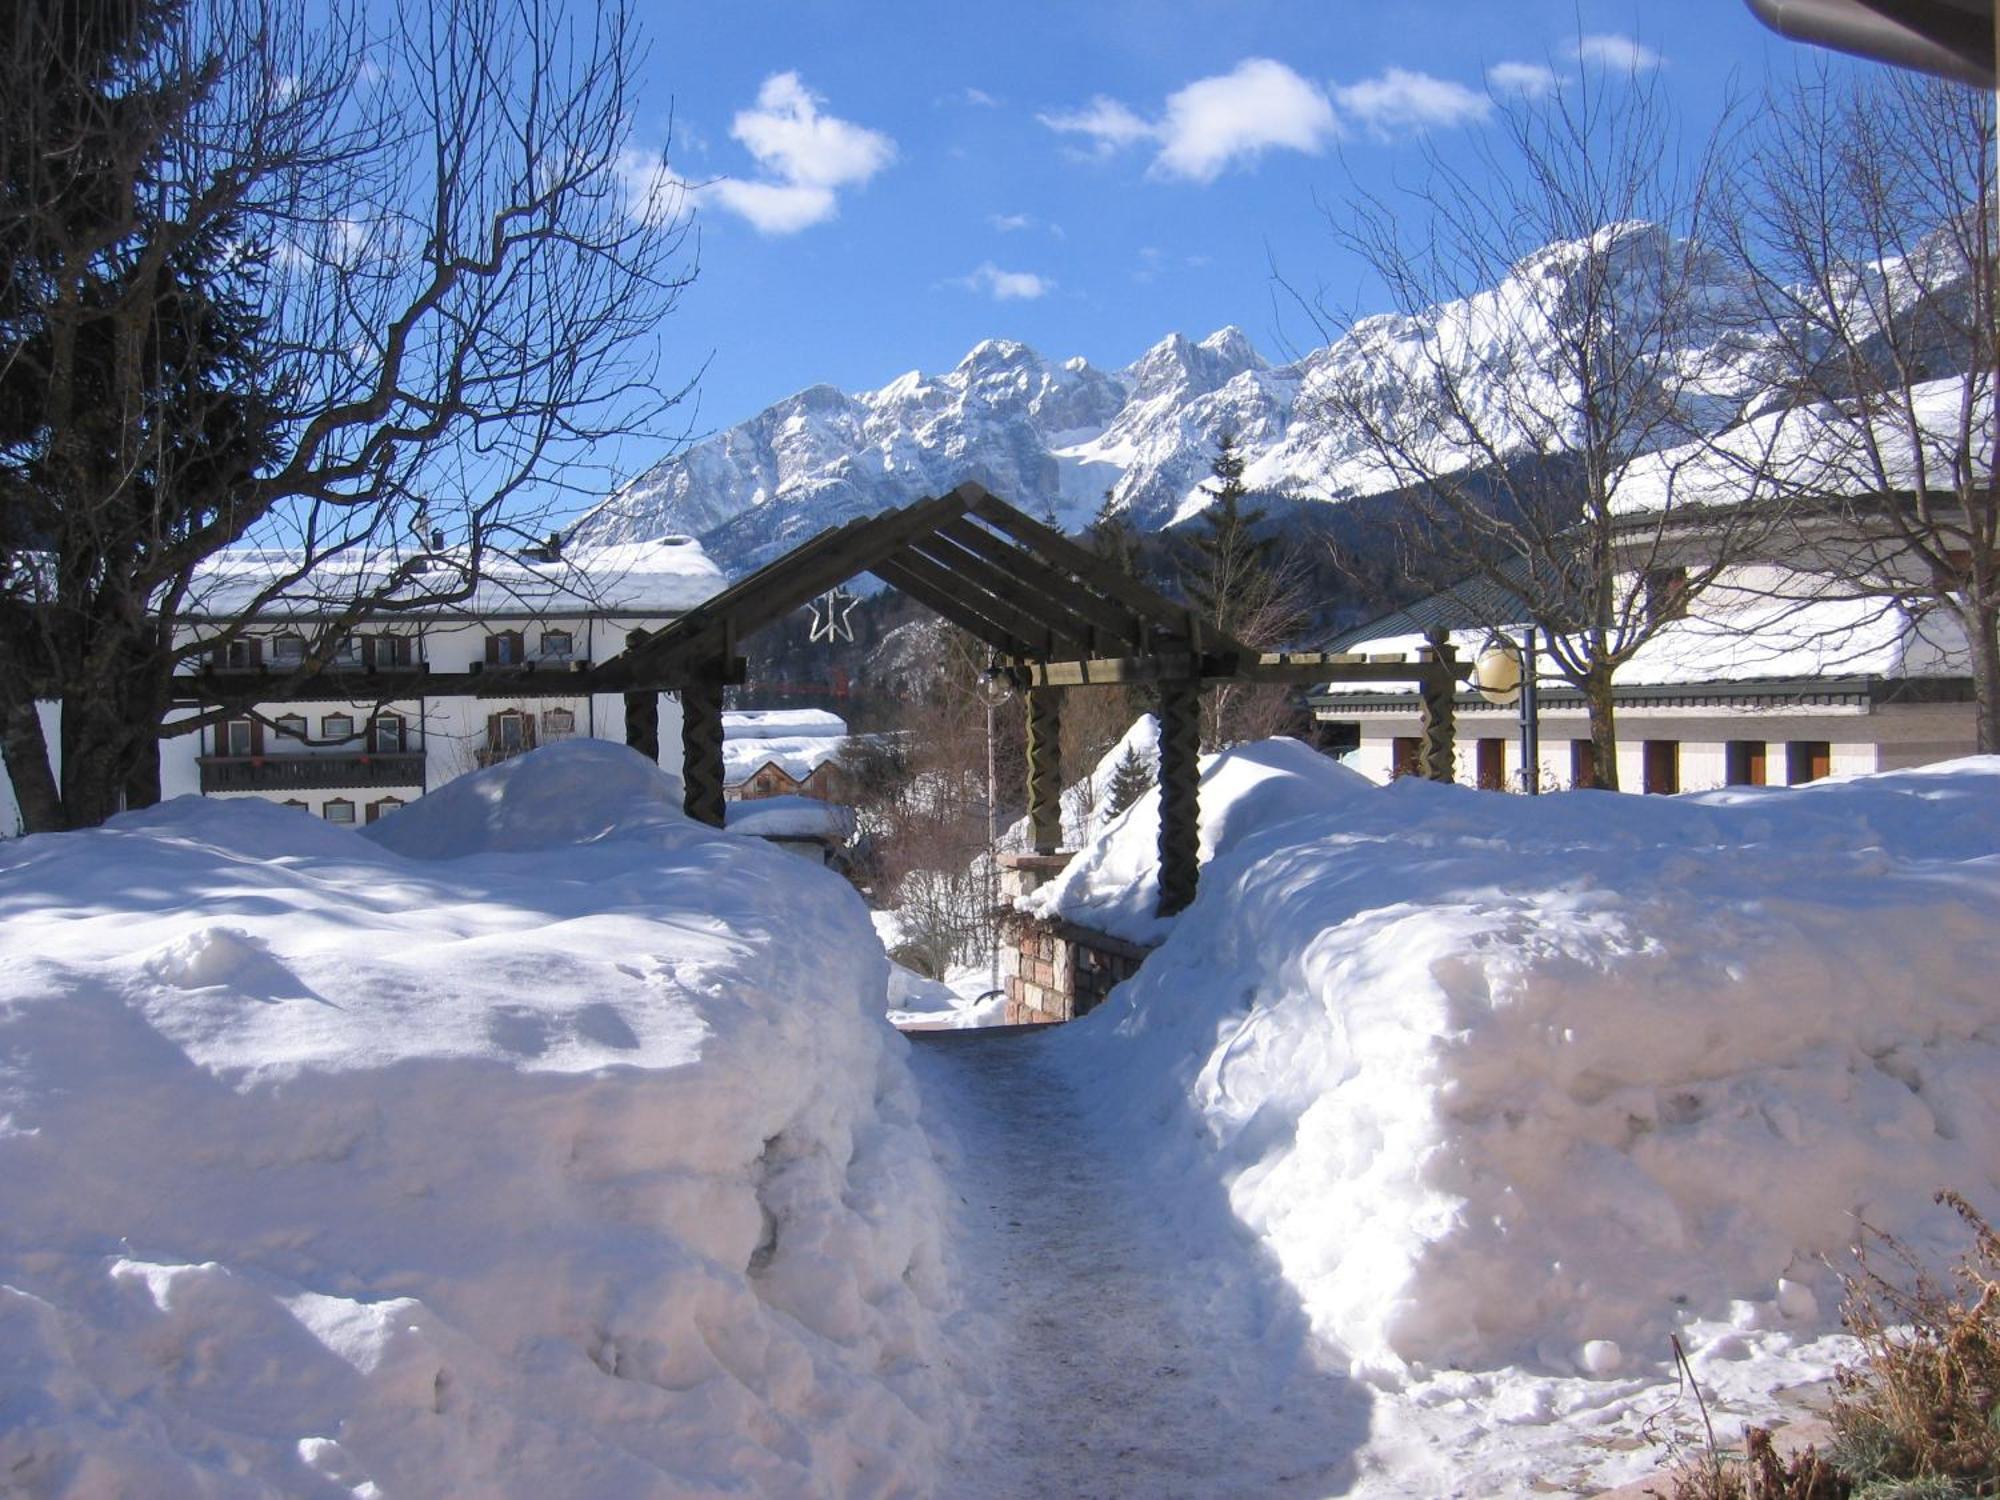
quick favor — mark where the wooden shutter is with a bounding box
[487,712,502,749]
[249,718,265,756]
[1571,740,1597,789]
[485,635,500,665]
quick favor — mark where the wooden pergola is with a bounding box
[178,481,1467,914]
[592,482,1467,914]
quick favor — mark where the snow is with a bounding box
[0,740,960,1497]
[998,712,1161,855]
[726,794,857,842]
[723,710,852,789]
[186,537,724,620]
[1035,745,2000,1493]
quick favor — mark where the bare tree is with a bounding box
[1723,69,1998,750]
[1,0,694,830]
[1301,70,1776,787]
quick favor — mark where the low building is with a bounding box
[1312,379,1986,792]
[2,538,725,834]
[722,709,853,803]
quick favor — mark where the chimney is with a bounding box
[429,528,445,550]
[545,530,562,561]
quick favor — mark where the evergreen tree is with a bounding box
[1105,743,1153,816]
[1,0,278,827]
[1183,432,1276,640]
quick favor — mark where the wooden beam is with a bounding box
[878,546,1092,659]
[1418,632,1459,782]
[1156,679,1201,917]
[1026,687,1063,855]
[905,530,1120,656]
[964,487,1253,655]
[868,555,1038,657]
[931,517,1147,652]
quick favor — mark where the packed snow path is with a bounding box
[908,1029,1372,1499]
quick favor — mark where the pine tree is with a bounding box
[1105,744,1153,816]
[1184,432,1275,640]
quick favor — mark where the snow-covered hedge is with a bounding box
[0,742,959,1496]
[1055,744,2000,1383]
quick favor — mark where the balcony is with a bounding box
[197,752,427,794]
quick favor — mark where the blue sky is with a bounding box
[620,2,1840,450]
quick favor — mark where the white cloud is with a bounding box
[961,262,1053,300]
[989,212,1035,233]
[1040,59,1338,184]
[699,72,895,235]
[1153,59,1339,182]
[1037,95,1157,156]
[962,87,999,108]
[1576,34,1663,72]
[1333,67,1491,137]
[1487,60,1558,98]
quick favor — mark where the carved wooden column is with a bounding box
[680,677,726,827]
[1419,630,1459,783]
[1156,678,1201,916]
[1026,686,1063,855]
[623,630,660,764]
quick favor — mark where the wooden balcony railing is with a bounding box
[196,752,427,793]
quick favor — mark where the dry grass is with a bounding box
[1659,1192,2000,1500]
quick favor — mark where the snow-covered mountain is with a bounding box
[570,221,1943,576]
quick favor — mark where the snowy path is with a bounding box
[907,1030,1372,1499]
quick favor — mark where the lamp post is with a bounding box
[1472,631,1542,794]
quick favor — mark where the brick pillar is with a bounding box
[1026,686,1063,855]
[1157,678,1201,916]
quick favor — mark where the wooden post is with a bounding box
[1419,630,1458,783]
[1157,678,1200,916]
[623,630,660,764]
[680,677,726,827]
[1026,686,1063,855]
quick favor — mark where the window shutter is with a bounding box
[362,636,377,669]
[250,718,265,756]
[523,713,538,749]
[485,636,500,665]
[487,713,502,748]
[247,638,264,667]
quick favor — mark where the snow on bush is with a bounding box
[0,741,959,1497]
[1051,746,2000,1384]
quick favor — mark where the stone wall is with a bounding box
[1001,914,1156,1026]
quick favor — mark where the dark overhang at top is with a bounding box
[1744,0,1995,87]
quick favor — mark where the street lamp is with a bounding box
[1472,631,1542,794]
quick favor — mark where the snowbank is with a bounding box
[1024,736,1377,944]
[1056,749,2000,1385]
[0,741,959,1497]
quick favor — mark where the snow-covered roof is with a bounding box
[1315,588,1969,697]
[722,709,848,741]
[723,735,849,787]
[725,795,856,842]
[1611,374,1991,516]
[184,537,725,620]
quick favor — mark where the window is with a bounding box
[490,710,534,753]
[271,635,305,666]
[1391,736,1422,779]
[1787,740,1832,785]
[370,715,404,754]
[1643,740,1680,796]
[323,798,356,824]
[1725,740,1767,787]
[217,638,260,669]
[320,713,355,741]
[486,630,523,666]
[539,629,573,660]
[224,718,255,757]
[1643,566,1690,625]
[1570,740,1598,789]
[273,714,305,741]
[1476,738,1506,792]
[365,796,406,825]
[332,636,363,667]
[374,634,414,668]
[281,798,308,810]
[541,707,576,738]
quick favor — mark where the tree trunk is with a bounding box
[1,693,64,834]
[1968,601,2000,755]
[1585,670,1620,791]
[59,691,138,829]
